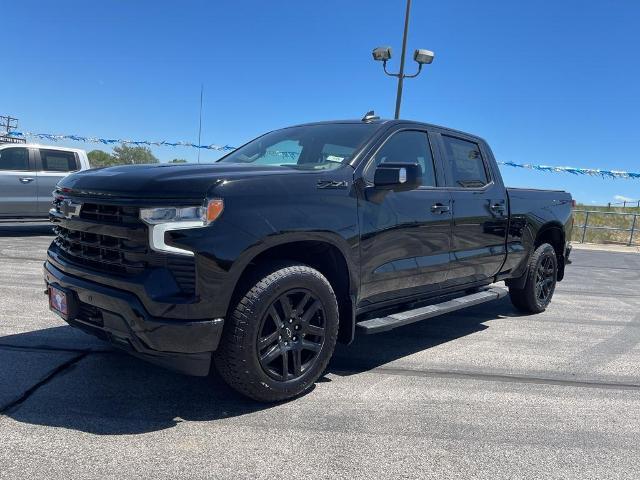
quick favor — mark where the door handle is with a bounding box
[489,203,506,214]
[18,177,35,183]
[431,203,450,214]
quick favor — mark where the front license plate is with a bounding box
[49,285,69,318]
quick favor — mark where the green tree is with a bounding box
[112,144,159,165]
[87,149,115,167]
[169,158,188,163]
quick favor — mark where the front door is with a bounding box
[358,128,452,306]
[0,146,38,217]
[435,132,508,287]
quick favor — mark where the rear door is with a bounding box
[433,132,508,287]
[35,149,80,215]
[0,146,38,217]
[358,127,453,305]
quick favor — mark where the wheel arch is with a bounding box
[535,222,566,281]
[226,235,357,345]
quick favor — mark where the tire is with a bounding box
[509,243,558,313]
[214,264,339,402]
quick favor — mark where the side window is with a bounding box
[370,131,436,187]
[40,149,78,172]
[441,135,489,188]
[0,147,29,171]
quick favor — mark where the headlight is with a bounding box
[140,206,206,225]
[139,199,224,255]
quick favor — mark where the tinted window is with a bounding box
[0,147,29,171]
[40,150,78,172]
[321,143,357,163]
[441,135,488,188]
[256,140,302,165]
[370,130,436,187]
[218,123,378,171]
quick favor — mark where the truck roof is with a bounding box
[289,118,487,143]
[0,143,87,154]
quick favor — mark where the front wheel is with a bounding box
[214,264,339,402]
[509,243,558,313]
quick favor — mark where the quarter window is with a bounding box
[40,150,78,172]
[370,131,437,187]
[0,147,29,171]
[441,135,489,188]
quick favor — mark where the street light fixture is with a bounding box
[371,0,434,119]
[413,49,435,65]
[372,47,392,62]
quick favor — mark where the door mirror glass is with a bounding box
[374,162,422,191]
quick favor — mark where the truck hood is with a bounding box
[57,162,305,200]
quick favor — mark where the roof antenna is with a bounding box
[361,110,380,122]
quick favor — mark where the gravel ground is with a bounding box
[0,223,639,479]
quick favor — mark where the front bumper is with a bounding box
[44,260,224,376]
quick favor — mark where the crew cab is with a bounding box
[44,118,573,401]
[0,144,90,219]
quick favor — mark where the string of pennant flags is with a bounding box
[7,130,236,151]
[7,130,640,179]
[495,161,640,179]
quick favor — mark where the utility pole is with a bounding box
[0,115,25,144]
[0,115,18,134]
[394,0,412,120]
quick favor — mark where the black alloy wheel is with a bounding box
[214,264,339,402]
[508,242,558,313]
[535,254,556,304]
[257,289,325,381]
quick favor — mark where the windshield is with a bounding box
[217,123,379,170]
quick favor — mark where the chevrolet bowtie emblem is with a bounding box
[60,199,82,219]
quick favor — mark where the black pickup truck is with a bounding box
[44,117,573,401]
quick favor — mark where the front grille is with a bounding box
[53,225,146,275]
[51,198,196,295]
[79,203,140,225]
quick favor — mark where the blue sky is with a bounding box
[2,0,639,204]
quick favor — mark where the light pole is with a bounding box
[372,0,434,119]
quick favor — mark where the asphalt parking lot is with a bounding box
[1,224,639,479]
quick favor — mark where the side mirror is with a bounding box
[373,162,422,191]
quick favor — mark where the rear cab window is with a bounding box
[441,135,489,188]
[0,147,30,171]
[39,149,79,172]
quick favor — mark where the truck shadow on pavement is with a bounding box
[1,297,524,435]
[329,297,522,374]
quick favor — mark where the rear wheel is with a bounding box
[509,243,558,313]
[214,264,338,402]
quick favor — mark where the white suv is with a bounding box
[0,144,90,219]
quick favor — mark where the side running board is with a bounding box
[356,287,508,334]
